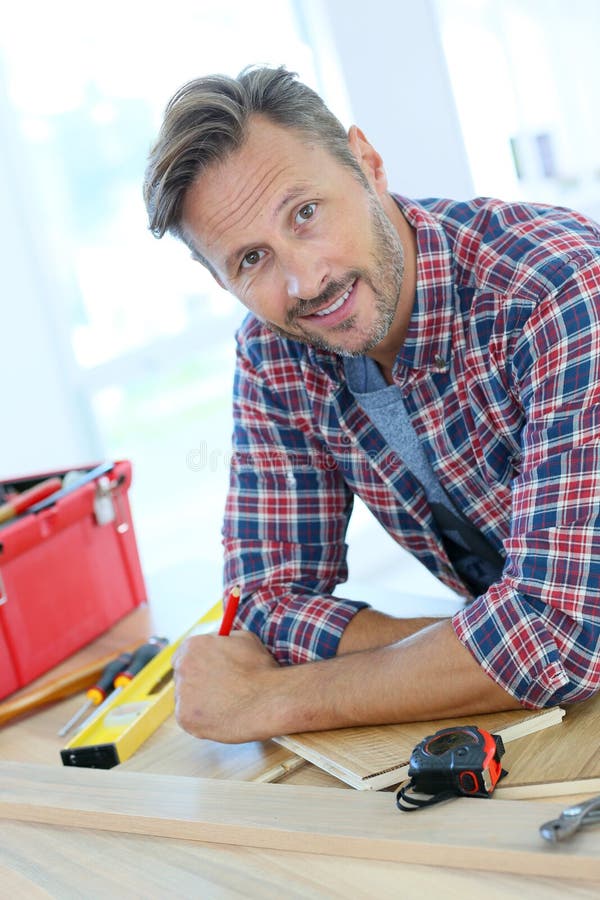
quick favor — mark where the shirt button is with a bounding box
[434,354,447,371]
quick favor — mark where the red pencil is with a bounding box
[218,585,241,636]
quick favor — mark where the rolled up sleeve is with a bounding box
[455,259,600,707]
[452,582,598,708]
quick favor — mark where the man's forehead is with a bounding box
[183,163,303,260]
[182,125,327,267]
[200,156,302,230]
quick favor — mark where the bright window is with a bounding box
[0,1,337,597]
[436,0,600,221]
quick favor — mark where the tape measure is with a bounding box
[396,725,507,811]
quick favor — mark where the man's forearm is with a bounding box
[173,617,522,744]
[263,619,521,737]
[336,608,441,654]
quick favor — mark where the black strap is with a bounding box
[396,779,456,812]
[430,501,505,568]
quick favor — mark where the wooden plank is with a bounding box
[120,714,306,782]
[252,755,307,783]
[499,693,600,785]
[4,819,598,898]
[0,859,53,898]
[496,778,600,800]
[1,763,599,881]
[274,706,565,789]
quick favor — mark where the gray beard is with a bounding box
[289,294,397,358]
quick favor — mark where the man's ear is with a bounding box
[348,125,388,196]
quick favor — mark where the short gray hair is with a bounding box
[143,65,364,257]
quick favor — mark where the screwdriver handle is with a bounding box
[86,651,134,705]
[0,477,63,524]
[113,637,168,687]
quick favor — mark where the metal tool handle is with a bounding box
[540,794,600,842]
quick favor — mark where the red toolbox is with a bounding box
[0,460,147,700]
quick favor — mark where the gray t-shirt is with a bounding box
[344,356,504,596]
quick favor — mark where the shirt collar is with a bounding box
[392,195,455,374]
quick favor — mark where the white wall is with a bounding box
[0,67,101,478]
[300,0,474,199]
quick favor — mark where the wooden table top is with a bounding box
[2,603,600,897]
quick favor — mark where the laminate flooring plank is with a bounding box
[496,777,600,800]
[501,694,600,783]
[1,763,599,882]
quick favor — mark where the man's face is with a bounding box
[181,116,406,358]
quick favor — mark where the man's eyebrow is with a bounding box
[273,183,312,217]
[224,183,313,276]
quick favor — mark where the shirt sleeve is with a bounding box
[222,323,368,664]
[453,254,600,708]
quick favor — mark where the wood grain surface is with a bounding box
[274,706,564,789]
[1,763,600,882]
[3,642,600,895]
[3,819,599,899]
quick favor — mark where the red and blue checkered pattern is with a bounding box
[223,195,600,709]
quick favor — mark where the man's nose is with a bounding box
[280,244,329,301]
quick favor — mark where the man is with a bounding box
[144,66,600,744]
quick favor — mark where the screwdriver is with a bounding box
[57,651,134,736]
[65,635,169,738]
[112,635,169,689]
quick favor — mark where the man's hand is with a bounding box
[172,630,280,743]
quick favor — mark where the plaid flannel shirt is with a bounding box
[223,195,600,709]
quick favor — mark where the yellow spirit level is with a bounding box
[61,602,223,768]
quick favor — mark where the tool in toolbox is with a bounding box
[57,637,168,738]
[0,477,63,525]
[26,461,116,515]
[396,725,507,811]
[540,794,600,842]
[60,601,224,768]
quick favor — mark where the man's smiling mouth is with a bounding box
[314,281,355,316]
[300,279,357,320]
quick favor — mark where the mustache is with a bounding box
[286,272,361,325]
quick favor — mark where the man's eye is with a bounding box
[241,249,264,269]
[295,203,316,224]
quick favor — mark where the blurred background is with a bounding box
[2,0,599,616]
